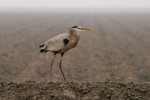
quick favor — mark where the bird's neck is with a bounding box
[69,29,77,35]
[69,29,80,40]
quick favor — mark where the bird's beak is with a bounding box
[81,28,93,31]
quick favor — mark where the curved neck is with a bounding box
[69,29,77,35]
[68,29,80,40]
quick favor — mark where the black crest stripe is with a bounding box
[72,26,78,28]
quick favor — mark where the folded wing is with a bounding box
[39,33,70,53]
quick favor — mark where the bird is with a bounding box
[39,26,93,82]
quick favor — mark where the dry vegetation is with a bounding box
[0,11,150,83]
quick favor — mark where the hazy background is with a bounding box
[0,0,150,12]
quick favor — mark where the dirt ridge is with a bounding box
[0,81,150,100]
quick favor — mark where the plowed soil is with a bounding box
[0,81,150,100]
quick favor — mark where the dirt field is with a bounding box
[0,11,150,83]
[0,81,150,100]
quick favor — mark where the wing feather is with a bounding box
[45,33,70,52]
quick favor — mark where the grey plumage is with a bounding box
[40,33,70,53]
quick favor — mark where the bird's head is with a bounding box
[69,26,93,32]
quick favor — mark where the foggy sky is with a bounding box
[0,0,150,9]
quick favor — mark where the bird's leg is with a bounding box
[59,52,66,82]
[48,53,56,83]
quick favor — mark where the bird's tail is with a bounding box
[39,44,45,48]
[39,44,47,53]
[40,49,45,53]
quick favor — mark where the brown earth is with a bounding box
[0,81,150,100]
[0,11,150,82]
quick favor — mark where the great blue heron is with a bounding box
[39,26,93,82]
